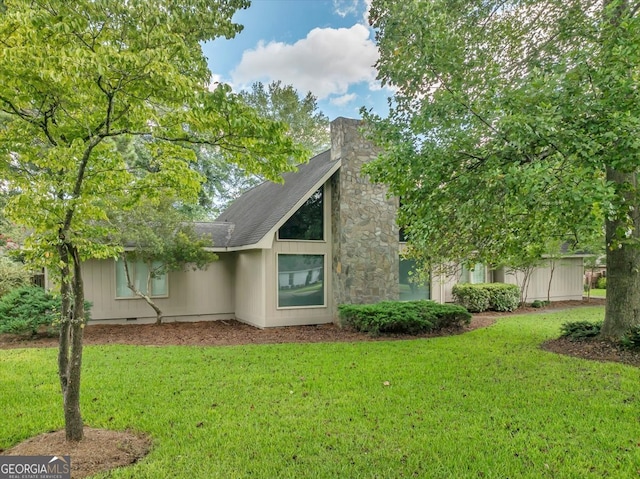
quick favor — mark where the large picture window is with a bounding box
[277,254,324,308]
[115,258,168,298]
[399,258,430,301]
[278,187,324,241]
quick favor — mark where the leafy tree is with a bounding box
[195,81,331,215]
[364,0,639,338]
[0,0,305,442]
[240,81,330,155]
[111,197,217,324]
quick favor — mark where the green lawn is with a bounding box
[586,288,607,298]
[1,306,638,478]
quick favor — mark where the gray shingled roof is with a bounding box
[214,149,338,248]
[192,222,235,248]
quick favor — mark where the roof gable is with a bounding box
[214,150,340,249]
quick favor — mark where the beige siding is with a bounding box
[263,180,333,327]
[431,270,460,303]
[498,258,584,302]
[265,239,333,327]
[83,255,235,324]
[431,259,583,304]
[234,249,267,327]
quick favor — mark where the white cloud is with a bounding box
[333,0,359,17]
[231,24,379,100]
[362,0,373,24]
[330,93,357,106]
[207,72,226,91]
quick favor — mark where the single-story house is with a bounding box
[77,118,586,327]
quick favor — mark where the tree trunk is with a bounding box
[58,242,85,442]
[601,167,640,338]
[546,259,556,304]
[122,258,164,325]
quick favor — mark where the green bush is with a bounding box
[596,277,607,290]
[559,320,603,341]
[0,286,92,336]
[0,256,31,298]
[453,283,521,312]
[338,300,470,336]
[452,284,491,312]
[531,299,552,308]
[483,283,520,312]
[620,326,640,350]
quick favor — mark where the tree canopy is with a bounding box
[0,0,307,441]
[364,0,640,336]
[193,81,331,215]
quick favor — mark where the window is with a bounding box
[277,254,324,308]
[461,264,486,284]
[399,258,430,301]
[115,258,168,298]
[278,187,324,241]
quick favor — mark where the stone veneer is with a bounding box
[330,117,399,317]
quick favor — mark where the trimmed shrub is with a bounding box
[425,303,473,329]
[453,283,520,312]
[452,284,490,313]
[559,320,602,341]
[483,283,520,312]
[596,277,607,290]
[0,286,92,336]
[338,300,470,336]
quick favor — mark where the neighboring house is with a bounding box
[79,118,585,327]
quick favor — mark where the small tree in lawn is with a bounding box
[0,0,305,442]
[112,197,217,325]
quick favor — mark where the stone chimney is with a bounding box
[330,117,399,317]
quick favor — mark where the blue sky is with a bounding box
[202,0,391,121]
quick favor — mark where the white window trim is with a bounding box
[276,252,327,310]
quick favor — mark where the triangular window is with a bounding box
[278,186,324,241]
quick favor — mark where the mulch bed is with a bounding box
[0,315,497,349]
[2,428,151,479]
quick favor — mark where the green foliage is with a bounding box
[113,197,217,275]
[192,80,330,216]
[0,0,307,441]
[338,300,470,336]
[240,81,330,156]
[596,277,607,290]
[0,286,91,336]
[620,326,640,350]
[453,283,520,312]
[452,284,491,313]
[531,300,551,308]
[0,286,58,335]
[0,0,307,270]
[483,283,520,312]
[364,0,640,335]
[0,256,31,297]
[559,321,603,341]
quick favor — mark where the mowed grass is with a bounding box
[1,307,639,478]
[586,288,607,298]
